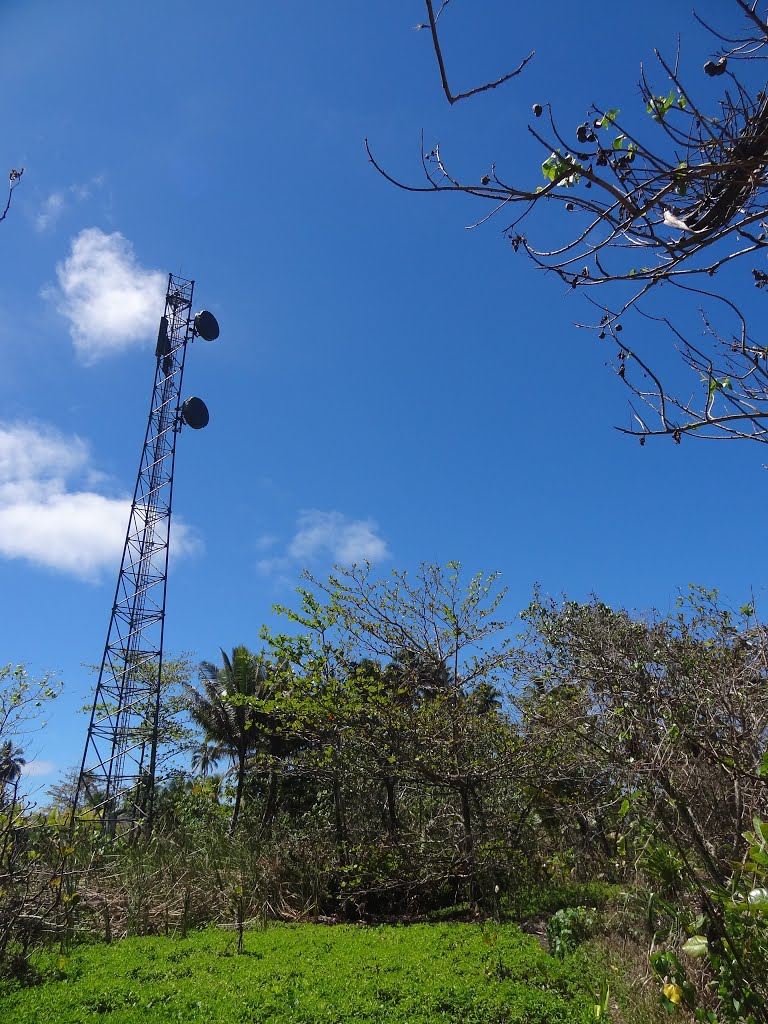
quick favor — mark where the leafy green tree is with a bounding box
[44,767,103,817]
[0,664,61,972]
[185,647,286,832]
[269,563,525,905]
[0,742,25,808]
[0,663,60,748]
[0,663,60,808]
[519,587,768,1019]
[73,655,193,830]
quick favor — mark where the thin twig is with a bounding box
[0,169,23,225]
[423,0,534,106]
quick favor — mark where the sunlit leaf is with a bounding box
[747,887,768,909]
[681,935,708,958]
[663,982,682,1004]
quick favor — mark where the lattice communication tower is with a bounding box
[74,273,219,834]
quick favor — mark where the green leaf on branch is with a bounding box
[748,847,768,868]
[681,935,708,958]
[705,375,733,400]
[647,89,677,122]
[673,162,689,196]
[541,151,582,188]
[598,109,620,129]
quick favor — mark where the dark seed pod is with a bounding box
[532,103,543,117]
[704,57,727,76]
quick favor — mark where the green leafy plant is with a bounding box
[0,923,612,1022]
[548,906,597,958]
[594,978,610,1021]
[649,949,696,1012]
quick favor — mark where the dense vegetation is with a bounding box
[1,564,767,1022]
[0,922,614,1023]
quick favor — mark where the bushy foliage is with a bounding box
[3,567,767,1022]
[548,907,597,959]
[0,923,605,1023]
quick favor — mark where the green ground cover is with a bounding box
[0,923,607,1024]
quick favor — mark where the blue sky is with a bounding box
[1,0,763,787]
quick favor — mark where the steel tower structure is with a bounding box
[74,273,218,834]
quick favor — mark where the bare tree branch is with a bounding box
[0,168,23,225]
[377,1,768,443]
[422,0,534,106]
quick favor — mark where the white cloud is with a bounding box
[0,422,88,482]
[290,510,390,563]
[35,191,66,232]
[0,422,199,582]
[257,509,390,575]
[35,178,104,233]
[21,759,56,779]
[0,490,131,580]
[51,228,166,361]
[254,533,278,552]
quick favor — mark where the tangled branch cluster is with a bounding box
[371,0,768,442]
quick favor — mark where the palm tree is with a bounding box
[0,741,25,808]
[185,646,285,832]
[191,741,222,778]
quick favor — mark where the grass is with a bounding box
[0,922,608,1024]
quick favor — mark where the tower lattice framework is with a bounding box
[75,273,200,834]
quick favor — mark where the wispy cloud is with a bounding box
[0,422,199,582]
[35,177,103,232]
[50,228,166,362]
[289,510,390,563]
[35,191,66,232]
[257,509,390,576]
[21,759,56,779]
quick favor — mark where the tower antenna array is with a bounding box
[74,273,219,834]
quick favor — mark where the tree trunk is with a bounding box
[260,771,279,836]
[383,776,399,837]
[230,751,246,832]
[458,782,478,903]
[332,771,348,866]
